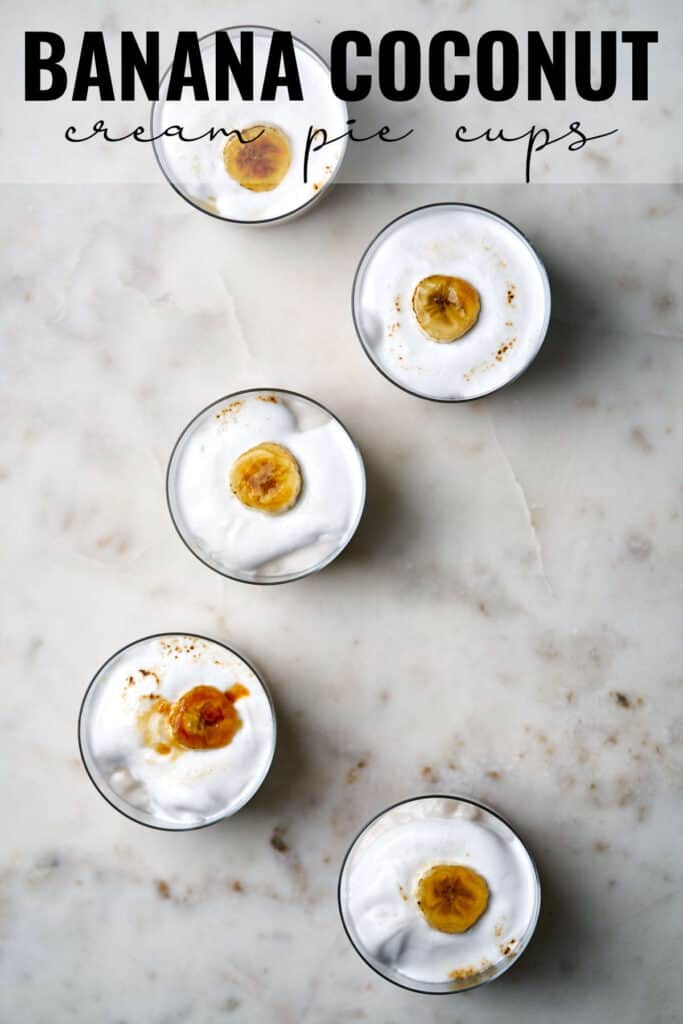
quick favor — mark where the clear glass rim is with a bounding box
[77,631,277,831]
[337,792,542,995]
[165,387,367,585]
[351,202,552,403]
[150,25,349,226]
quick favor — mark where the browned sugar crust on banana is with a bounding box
[229,442,302,514]
[412,275,481,342]
[223,125,292,193]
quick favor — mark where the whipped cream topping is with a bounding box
[80,635,275,828]
[339,796,540,988]
[353,205,551,400]
[167,391,365,582]
[153,28,348,222]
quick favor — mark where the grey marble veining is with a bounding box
[1,180,682,1023]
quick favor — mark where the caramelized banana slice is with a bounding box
[169,685,241,750]
[223,125,292,192]
[230,442,302,515]
[412,275,481,342]
[416,864,489,933]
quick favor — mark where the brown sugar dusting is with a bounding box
[257,394,279,404]
[394,295,402,313]
[506,284,517,306]
[387,321,401,337]
[124,668,160,693]
[495,338,517,362]
[216,400,244,422]
[448,959,496,990]
[500,938,517,957]
[159,637,206,661]
[463,332,517,379]
[139,668,161,686]
[448,965,479,982]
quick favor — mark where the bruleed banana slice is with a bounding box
[416,864,489,934]
[168,684,246,750]
[412,275,481,342]
[223,125,292,192]
[230,442,302,514]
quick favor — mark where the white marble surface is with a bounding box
[1,178,682,1022]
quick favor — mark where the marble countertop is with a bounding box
[2,3,683,1015]
[1,177,681,1023]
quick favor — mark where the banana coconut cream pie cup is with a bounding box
[352,203,551,401]
[152,26,348,224]
[338,795,541,993]
[78,634,276,830]
[166,389,366,583]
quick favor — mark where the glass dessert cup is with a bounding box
[352,203,552,402]
[151,25,349,225]
[166,389,366,585]
[338,794,541,994]
[78,633,276,831]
